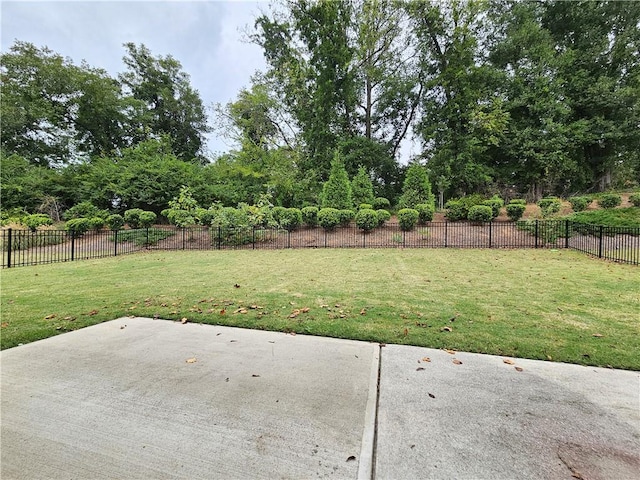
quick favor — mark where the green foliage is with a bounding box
[22,214,52,232]
[597,194,622,209]
[65,218,91,236]
[482,196,504,219]
[445,200,467,221]
[359,203,373,211]
[321,154,353,210]
[112,228,175,247]
[138,211,157,229]
[629,193,640,207]
[415,204,435,224]
[106,214,125,231]
[510,199,527,206]
[506,203,526,222]
[538,197,562,218]
[87,217,105,232]
[278,208,302,231]
[124,209,145,229]
[301,206,319,227]
[569,197,590,212]
[355,209,378,232]
[468,205,493,222]
[63,201,108,221]
[338,209,355,226]
[271,206,287,226]
[376,209,391,227]
[516,220,567,244]
[568,208,640,228]
[318,208,341,231]
[194,207,218,226]
[163,186,199,227]
[397,208,419,231]
[372,197,391,210]
[398,164,434,209]
[351,166,375,206]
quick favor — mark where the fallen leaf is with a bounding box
[515,366,523,372]
[120,325,126,330]
[219,309,226,315]
[428,393,435,399]
[346,456,356,462]
[153,314,160,319]
[592,333,604,338]
[453,359,463,365]
[225,377,229,382]
[444,349,456,355]
[416,367,425,371]
[403,328,409,336]
[422,357,431,362]
[441,326,452,332]
[1,322,8,328]
[503,359,515,365]
[181,317,188,324]
[186,358,197,363]
[289,309,301,318]
[360,309,367,315]
[301,307,310,313]
[45,314,56,320]
[88,309,98,316]
[251,374,260,378]
[63,316,75,321]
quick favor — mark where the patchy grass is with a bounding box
[1,249,638,369]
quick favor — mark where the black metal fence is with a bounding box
[2,220,639,268]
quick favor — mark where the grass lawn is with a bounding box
[1,249,639,370]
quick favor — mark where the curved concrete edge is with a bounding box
[357,344,380,480]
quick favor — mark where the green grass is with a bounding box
[1,249,639,370]
[567,207,640,228]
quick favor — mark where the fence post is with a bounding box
[71,231,76,261]
[488,221,492,248]
[288,230,291,249]
[535,220,539,249]
[444,222,448,248]
[565,220,570,249]
[598,225,604,258]
[252,227,256,250]
[146,227,150,248]
[182,228,186,250]
[114,230,118,257]
[217,226,222,250]
[6,228,12,268]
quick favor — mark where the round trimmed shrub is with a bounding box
[271,206,287,225]
[106,214,125,231]
[569,196,589,212]
[338,209,355,226]
[468,205,493,222]
[301,206,319,227]
[537,197,562,218]
[63,201,108,221]
[87,216,105,231]
[278,208,302,231]
[355,209,378,232]
[376,209,391,227]
[415,203,435,224]
[445,200,467,221]
[195,207,217,226]
[597,194,622,209]
[23,213,53,232]
[629,193,640,207]
[506,203,526,222]
[482,196,504,219]
[138,211,157,229]
[65,218,91,236]
[359,203,373,211]
[509,199,527,206]
[372,197,391,210]
[124,208,145,229]
[397,208,419,231]
[318,208,341,231]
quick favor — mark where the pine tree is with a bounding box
[398,163,434,209]
[321,153,353,210]
[351,166,375,206]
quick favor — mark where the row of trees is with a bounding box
[2,0,639,220]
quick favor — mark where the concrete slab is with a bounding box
[375,345,640,480]
[1,318,379,479]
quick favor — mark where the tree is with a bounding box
[119,43,210,162]
[398,163,434,209]
[321,153,353,209]
[351,166,375,206]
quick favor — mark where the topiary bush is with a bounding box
[87,216,105,232]
[415,203,434,224]
[195,206,219,226]
[569,196,589,212]
[629,193,640,207]
[482,195,504,219]
[271,206,287,226]
[397,208,419,231]
[63,201,108,221]
[351,166,375,206]
[398,163,435,209]
[338,209,355,226]
[318,208,341,231]
[301,206,319,227]
[124,208,145,229]
[468,205,493,223]
[65,218,91,236]
[321,154,353,210]
[376,209,391,227]
[359,203,373,211]
[445,200,467,221]
[598,194,622,209]
[138,211,157,229]
[278,208,302,231]
[355,209,378,232]
[538,197,562,218]
[23,214,53,232]
[509,199,527,206]
[106,214,125,231]
[506,203,526,222]
[372,197,391,210]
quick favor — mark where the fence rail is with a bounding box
[2,220,639,268]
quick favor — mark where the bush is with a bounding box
[359,203,373,211]
[138,211,157,229]
[351,166,375,206]
[468,205,493,222]
[372,197,391,210]
[195,207,218,226]
[278,208,302,231]
[538,197,562,218]
[23,214,53,232]
[63,201,108,221]
[318,208,341,231]
[321,154,353,209]
[482,196,504,219]
[398,163,434,209]
[271,206,287,226]
[87,216,105,232]
[569,196,589,212]
[124,208,145,229]
[509,199,526,206]
[397,208,419,231]
[355,209,378,232]
[65,218,91,236]
[598,194,622,209]
[415,203,434,224]
[445,200,467,221]
[338,209,355,226]
[376,209,391,227]
[506,203,526,222]
[629,193,640,207]
[301,206,319,227]
[106,214,125,231]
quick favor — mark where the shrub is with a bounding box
[279,208,302,231]
[398,163,435,209]
[482,196,504,219]
[372,197,391,210]
[569,196,589,212]
[321,154,353,209]
[87,216,105,232]
[629,193,640,207]
[355,209,378,232]
[318,208,341,231]
[445,200,467,221]
[301,206,319,227]
[272,206,287,226]
[351,166,375,206]
[376,209,391,227]
[338,209,355,226]
[23,214,53,232]
[359,203,373,211]
[65,218,91,236]
[468,205,493,222]
[397,208,419,231]
[106,214,125,231]
[195,207,218,226]
[510,199,526,206]
[415,203,434,224]
[63,201,108,221]
[163,186,199,227]
[538,197,562,218]
[138,211,157,229]
[506,203,526,222]
[124,208,145,229]
[598,194,622,209]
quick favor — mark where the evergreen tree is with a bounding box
[398,163,434,209]
[321,153,353,210]
[351,166,375,206]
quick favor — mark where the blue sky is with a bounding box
[1,0,268,156]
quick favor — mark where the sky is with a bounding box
[1,0,269,157]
